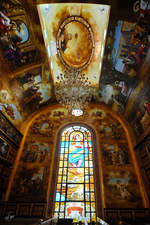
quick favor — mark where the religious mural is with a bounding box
[22,142,50,164]
[10,141,51,201]
[103,170,143,208]
[10,65,52,114]
[102,143,130,166]
[31,120,53,137]
[130,91,150,138]
[98,18,150,113]
[38,3,111,87]
[0,0,40,71]
[10,166,47,202]
[0,111,22,146]
[9,106,145,211]
[0,1,53,130]
[0,0,148,214]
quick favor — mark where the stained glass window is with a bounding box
[54,125,97,222]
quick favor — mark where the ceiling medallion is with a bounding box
[56,16,95,71]
[55,70,94,116]
[55,16,95,116]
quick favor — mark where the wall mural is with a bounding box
[22,142,50,164]
[0,82,22,124]
[10,141,51,201]
[0,111,22,146]
[104,170,143,208]
[9,106,145,208]
[102,143,130,166]
[31,120,54,137]
[124,79,150,139]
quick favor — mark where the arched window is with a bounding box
[54,125,97,222]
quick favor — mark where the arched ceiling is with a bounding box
[0,0,150,145]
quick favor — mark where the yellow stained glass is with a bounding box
[89,154,92,160]
[64,161,67,167]
[90,176,94,183]
[62,176,66,182]
[57,184,61,191]
[58,176,62,183]
[89,161,93,167]
[60,202,65,211]
[91,202,96,210]
[58,168,62,175]
[91,192,95,201]
[85,176,90,183]
[59,161,63,167]
[85,161,88,167]
[63,168,67,175]
[54,202,59,211]
[85,183,90,191]
[91,213,97,222]
[90,168,93,175]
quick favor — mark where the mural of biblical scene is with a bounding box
[99,121,126,140]
[10,66,52,113]
[0,102,21,122]
[0,112,22,146]
[111,20,150,77]
[130,91,150,138]
[90,109,106,119]
[10,167,47,202]
[22,142,50,164]
[104,170,143,208]
[0,137,9,159]
[117,0,150,22]
[31,120,53,137]
[53,110,65,118]
[99,63,136,112]
[0,0,25,17]
[54,125,97,223]
[132,0,150,22]
[102,143,130,166]
[0,79,22,124]
[98,18,150,112]
[0,0,40,71]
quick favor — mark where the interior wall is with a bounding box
[5,104,148,217]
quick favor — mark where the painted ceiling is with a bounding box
[37,3,110,87]
[0,0,150,145]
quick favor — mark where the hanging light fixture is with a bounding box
[55,70,94,116]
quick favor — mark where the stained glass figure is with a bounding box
[54,125,97,222]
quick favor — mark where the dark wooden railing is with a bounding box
[0,202,46,218]
[104,208,150,220]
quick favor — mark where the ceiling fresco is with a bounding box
[0,0,150,145]
[37,3,110,87]
[0,0,53,129]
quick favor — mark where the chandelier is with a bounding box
[55,70,94,116]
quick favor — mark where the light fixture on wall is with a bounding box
[55,70,94,116]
